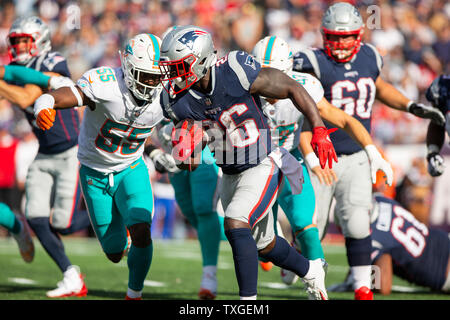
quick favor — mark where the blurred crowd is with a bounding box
[0,0,447,141]
[0,0,449,234]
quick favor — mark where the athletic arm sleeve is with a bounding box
[3,65,50,87]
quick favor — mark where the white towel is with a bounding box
[268,147,304,195]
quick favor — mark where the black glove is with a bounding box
[427,152,445,177]
[149,149,180,174]
[408,102,445,126]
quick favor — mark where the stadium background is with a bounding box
[0,0,449,243]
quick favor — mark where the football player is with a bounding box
[329,194,450,295]
[252,36,393,284]
[425,74,449,177]
[158,25,337,300]
[293,2,445,299]
[34,33,165,300]
[0,16,89,298]
[0,202,34,263]
[0,64,74,265]
[146,120,222,300]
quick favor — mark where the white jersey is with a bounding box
[76,67,164,173]
[262,71,324,152]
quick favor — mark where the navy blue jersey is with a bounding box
[293,44,382,155]
[160,51,274,174]
[10,52,79,154]
[371,195,450,291]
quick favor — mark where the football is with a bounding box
[172,119,208,171]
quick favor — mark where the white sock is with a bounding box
[127,288,142,299]
[351,265,372,290]
[64,265,79,279]
[240,295,257,300]
[203,265,217,276]
[303,260,315,279]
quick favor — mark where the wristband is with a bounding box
[70,85,83,107]
[364,144,379,159]
[427,144,440,155]
[406,101,414,112]
[34,94,55,118]
[305,152,320,169]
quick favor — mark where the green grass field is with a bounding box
[0,236,448,301]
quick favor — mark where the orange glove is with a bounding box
[36,108,56,130]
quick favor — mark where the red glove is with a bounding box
[171,119,204,162]
[310,126,338,169]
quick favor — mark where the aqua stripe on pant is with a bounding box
[273,149,324,260]
[169,162,222,267]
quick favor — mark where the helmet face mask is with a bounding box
[322,28,364,63]
[7,16,51,64]
[159,25,216,95]
[120,33,163,102]
[321,2,364,63]
[7,34,36,63]
[159,54,199,94]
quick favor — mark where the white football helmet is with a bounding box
[252,36,293,73]
[120,33,163,101]
[7,16,51,64]
[159,25,217,94]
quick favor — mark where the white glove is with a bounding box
[149,149,180,174]
[49,76,75,90]
[364,145,394,186]
[427,145,445,177]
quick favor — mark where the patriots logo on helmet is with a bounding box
[178,30,208,50]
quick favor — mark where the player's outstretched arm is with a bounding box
[300,128,338,186]
[426,121,446,176]
[317,98,393,186]
[0,80,43,110]
[0,67,74,109]
[0,65,50,88]
[251,67,338,169]
[373,253,393,295]
[34,86,92,130]
[375,76,445,126]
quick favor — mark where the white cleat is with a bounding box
[198,266,217,300]
[12,214,34,263]
[280,268,299,285]
[46,265,87,298]
[302,258,329,300]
